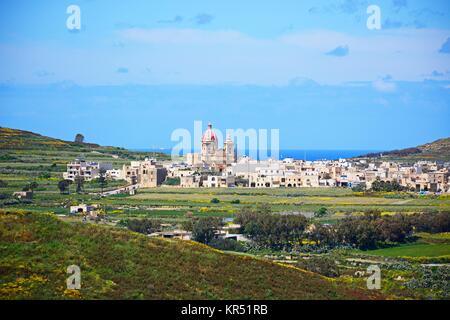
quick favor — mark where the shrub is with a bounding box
[39,172,51,179]
[0,193,9,200]
[314,207,328,217]
[0,154,17,161]
[410,212,450,233]
[371,178,405,192]
[405,266,450,299]
[352,183,366,192]
[2,199,19,206]
[190,217,223,244]
[120,218,162,235]
[208,238,246,252]
[297,256,340,278]
[163,177,180,186]
[210,198,220,204]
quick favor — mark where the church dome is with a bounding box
[202,122,217,142]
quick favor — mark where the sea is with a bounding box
[133,149,378,161]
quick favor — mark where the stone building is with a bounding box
[122,158,167,188]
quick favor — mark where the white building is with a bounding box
[63,159,112,181]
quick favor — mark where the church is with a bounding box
[186,122,236,169]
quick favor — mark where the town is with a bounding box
[62,122,450,194]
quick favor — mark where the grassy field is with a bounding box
[0,210,382,300]
[3,186,449,224]
[357,232,450,258]
[358,243,450,258]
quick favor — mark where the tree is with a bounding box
[74,175,84,194]
[308,224,337,247]
[371,178,404,192]
[57,179,71,194]
[352,183,366,192]
[410,212,450,233]
[236,204,307,250]
[315,207,328,218]
[98,168,108,194]
[39,172,51,179]
[74,133,84,143]
[23,181,38,192]
[121,218,161,234]
[191,217,222,244]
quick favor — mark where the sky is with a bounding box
[0,0,449,150]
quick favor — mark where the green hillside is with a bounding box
[0,126,170,162]
[358,137,450,162]
[0,210,381,300]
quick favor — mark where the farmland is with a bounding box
[1,127,449,300]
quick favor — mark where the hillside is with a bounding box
[357,137,450,162]
[0,210,381,300]
[0,127,169,161]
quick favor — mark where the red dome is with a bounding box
[202,122,216,142]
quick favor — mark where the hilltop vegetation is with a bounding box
[358,137,450,162]
[0,210,380,300]
[0,126,170,160]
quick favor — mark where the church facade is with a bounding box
[186,122,236,169]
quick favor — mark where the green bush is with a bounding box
[297,256,340,278]
[208,238,246,252]
[315,207,328,217]
[0,193,9,200]
[163,177,180,186]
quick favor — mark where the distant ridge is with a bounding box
[356,137,450,162]
[0,126,102,149]
[0,126,169,160]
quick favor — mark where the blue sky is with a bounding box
[0,0,449,150]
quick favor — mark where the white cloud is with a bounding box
[119,28,260,46]
[2,27,450,86]
[372,79,397,92]
[115,27,450,85]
